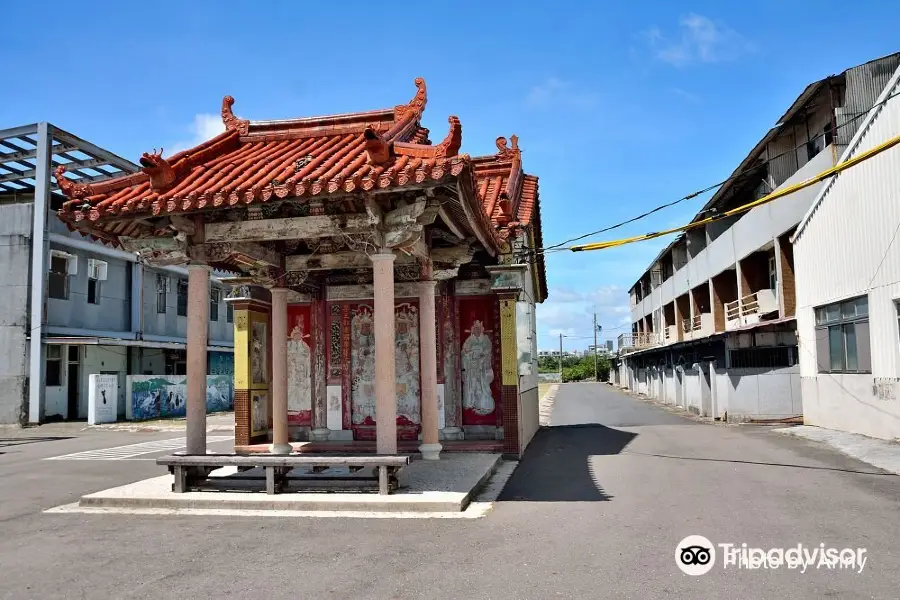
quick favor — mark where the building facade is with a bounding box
[794,61,900,441]
[54,79,548,459]
[614,53,900,422]
[0,123,234,424]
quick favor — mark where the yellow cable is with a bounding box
[570,132,900,252]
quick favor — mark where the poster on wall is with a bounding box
[458,297,500,426]
[127,375,234,421]
[286,305,313,426]
[88,374,118,425]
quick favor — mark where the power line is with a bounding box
[569,127,900,252]
[530,89,900,256]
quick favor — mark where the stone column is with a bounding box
[418,277,442,460]
[440,281,463,440]
[269,287,292,454]
[372,252,397,455]
[186,264,209,455]
[310,283,330,441]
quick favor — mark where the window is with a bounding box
[815,295,870,373]
[177,280,188,317]
[46,345,63,387]
[87,278,101,304]
[226,301,233,324]
[156,275,168,314]
[48,254,72,300]
[86,259,106,305]
[210,289,220,322]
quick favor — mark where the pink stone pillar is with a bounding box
[270,287,292,454]
[186,265,209,455]
[371,252,397,454]
[418,278,442,460]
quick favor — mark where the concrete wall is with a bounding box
[519,386,540,454]
[0,202,33,423]
[794,64,900,440]
[142,267,234,344]
[683,367,701,414]
[46,243,131,332]
[725,366,802,421]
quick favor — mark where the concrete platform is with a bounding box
[72,453,502,514]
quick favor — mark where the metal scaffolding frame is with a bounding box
[0,122,138,423]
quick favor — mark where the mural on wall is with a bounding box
[286,305,313,426]
[394,303,421,426]
[128,375,233,421]
[251,392,268,436]
[349,302,422,436]
[208,351,235,376]
[350,306,376,426]
[458,297,501,426]
[461,320,494,415]
[251,320,267,385]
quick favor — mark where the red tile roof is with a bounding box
[55,78,543,277]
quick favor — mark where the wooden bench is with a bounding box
[155,454,411,495]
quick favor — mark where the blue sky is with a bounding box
[4,1,899,351]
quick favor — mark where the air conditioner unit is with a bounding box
[87,258,108,281]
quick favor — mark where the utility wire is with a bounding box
[532,90,900,256]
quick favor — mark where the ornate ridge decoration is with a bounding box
[394,116,462,159]
[366,115,462,166]
[363,128,391,165]
[139,149,176,190]
[495,135,521,161]
[221,95,250,135]
[54,166,95,201]
[393,77,427,123]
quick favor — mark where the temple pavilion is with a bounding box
[55,78,548,460]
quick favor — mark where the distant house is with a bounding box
[793,60,900,441]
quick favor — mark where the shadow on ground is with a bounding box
[498,425,637,502]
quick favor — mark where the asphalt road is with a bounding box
[1,384,899,599]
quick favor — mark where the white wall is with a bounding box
[80,346,128,419]
[726,366,801,421]
[794,65,900,440]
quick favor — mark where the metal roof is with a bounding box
[0,123,138,195]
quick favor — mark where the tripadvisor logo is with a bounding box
[676,535,716,576]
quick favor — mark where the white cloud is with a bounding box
[526,78,599,110]
[168,113,226,155]
[670,87,701,103]
[536,285,632,350]
[643,14,753,67]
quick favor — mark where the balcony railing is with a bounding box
[618,332,662,354]
[725,289,779,330]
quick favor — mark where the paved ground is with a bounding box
[2,384,899,599]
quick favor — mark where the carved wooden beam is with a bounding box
[431,244,476,265]
[384,200,426,227]
[168,214,197,235]
[285,251,416,272]
[204,214,373,243]
[230,242,282,268]
[433,267,460,280]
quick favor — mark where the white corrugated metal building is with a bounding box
[793,61,900,440]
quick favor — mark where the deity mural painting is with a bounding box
[286,305,313,426]
[394,304,421,426]
[459,297,500,426]
[461,320,494,415]
[251,321,267,385]
[349,302,422,435]
[350,306,376,427]
[251,392,268,437]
